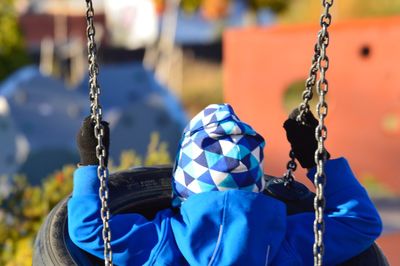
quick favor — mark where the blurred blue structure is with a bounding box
[0,64,187,184]
[0,66,86,184]
[0,110,18,176]
[77,63,187,163]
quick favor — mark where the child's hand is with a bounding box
[76,116,110,166]
[283,108,330,169]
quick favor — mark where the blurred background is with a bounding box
[0,0,399,265]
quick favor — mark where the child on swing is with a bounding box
[68,103,382,265]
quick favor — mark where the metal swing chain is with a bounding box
[298,41,320,120]
[313,0,333,265]
[85,0,113,265]
[282,0,333,265]
[283,150,297,185]
[283,10,322,184]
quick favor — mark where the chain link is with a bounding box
[284,8,323,182]
[283,151,296,186]
[297,42,320,121]
[313,1,333,265]
[283,0,333,265]
[85,0,113,265]
[283,41,320,182]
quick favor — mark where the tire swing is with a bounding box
[33,1,388,265]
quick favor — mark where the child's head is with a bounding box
[172,104,265,206]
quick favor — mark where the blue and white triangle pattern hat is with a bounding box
[172,103,266,206]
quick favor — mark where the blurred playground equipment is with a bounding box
[0,66,86,183]
[76,63,187,162]
[224,16,400,195]
[0,64,186,183]
[0,0,190,182]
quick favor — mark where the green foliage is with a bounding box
[0,135,171,265]
[249,0,290,13]
[109,149,144,172]
[180,0,290,14]
[145,132,171,166]
[361,173,395,198]
[279,0,400,24]
[0,0,30,82]
[347,0,400,18]
[283,79,318,116]
[0,166,74,266]
[181,0,202,13]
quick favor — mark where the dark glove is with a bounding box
[283,108,330,169]
[77,116,110,166]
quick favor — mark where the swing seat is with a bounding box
[33,166,389,266]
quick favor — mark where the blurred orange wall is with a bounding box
[224,17,400,194]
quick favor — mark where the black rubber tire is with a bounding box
[33,166,173,266]
[33,197,81,266]
[338,242,389,266]
[33,167,389,266]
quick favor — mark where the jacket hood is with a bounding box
[170,190,286,266]
[172,104,266,207]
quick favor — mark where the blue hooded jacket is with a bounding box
[68,158,382,265]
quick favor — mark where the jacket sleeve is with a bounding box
[67,165,172,265]
[282,157,382,265]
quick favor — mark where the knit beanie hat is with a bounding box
[172,103,266,206]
